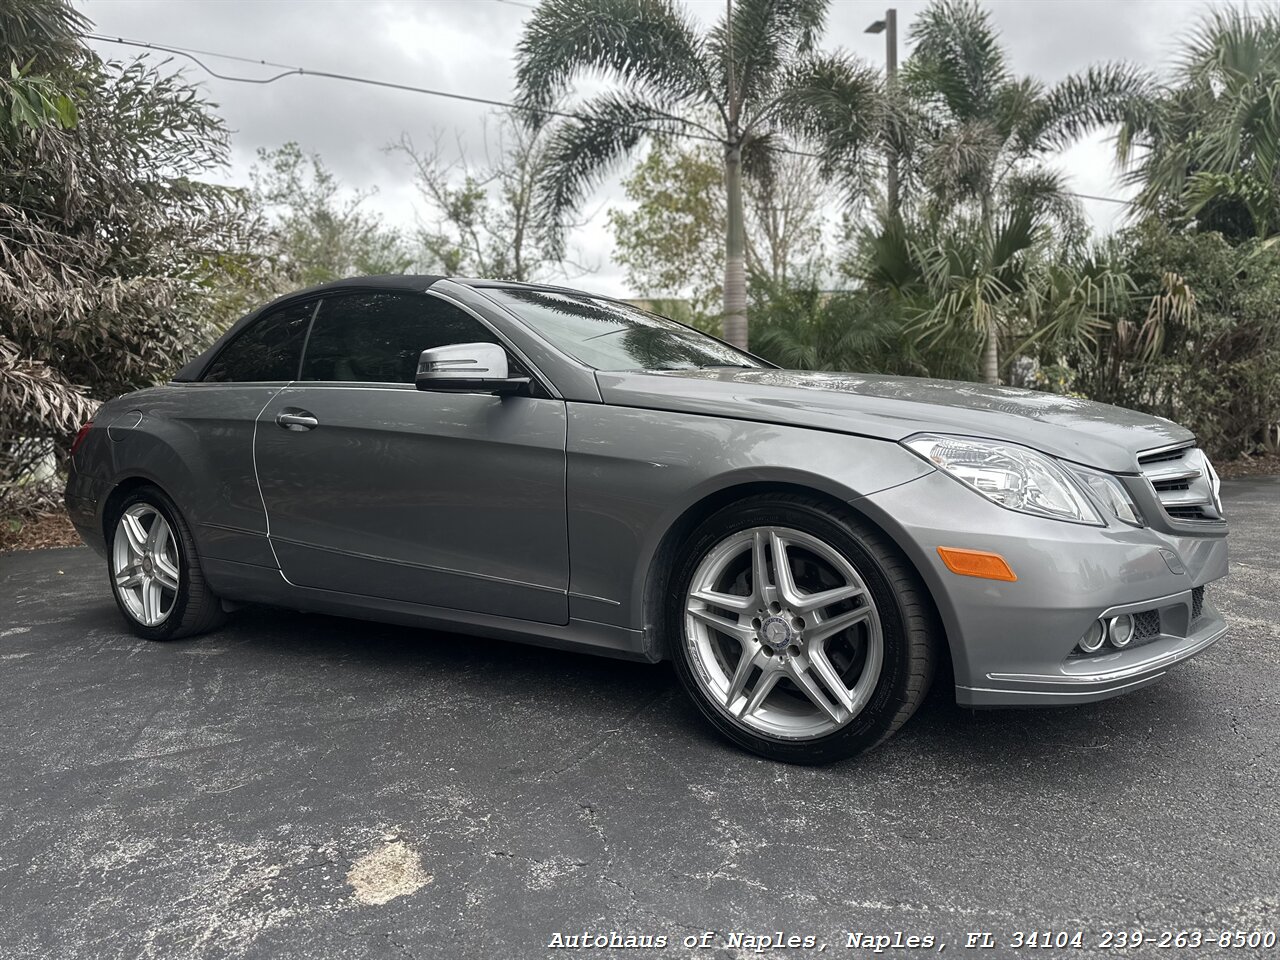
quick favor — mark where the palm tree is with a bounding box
[916,202,1049,381]
[515,0,881,349]
[885,0,1145,382]
[1117,6,1280,242]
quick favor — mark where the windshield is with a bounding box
[483,287,767,372]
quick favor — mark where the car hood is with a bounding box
[594,369,1193,473]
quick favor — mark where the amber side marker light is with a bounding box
[936,546,1018,582]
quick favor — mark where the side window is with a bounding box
[300,292,501,384]
[202,301,315,383]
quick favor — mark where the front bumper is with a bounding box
[857,470,1229,708]
[961,587,1227,705]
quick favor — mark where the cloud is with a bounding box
[78,0,1214,296]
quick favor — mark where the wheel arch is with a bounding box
[639,479,955,686]
[100,472,210,560]
[100,475,169,545]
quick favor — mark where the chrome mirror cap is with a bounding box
[415,342,528,395]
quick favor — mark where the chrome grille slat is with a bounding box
[1138,448,1186,464]
[1143,465,1202,484]
[1138,444,1224,523]
[1156,490,1213,507]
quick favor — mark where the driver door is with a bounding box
[253,290,569,624]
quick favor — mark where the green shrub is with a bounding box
[1047,223,1280,460]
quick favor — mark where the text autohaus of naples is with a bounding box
[545,929,940,950]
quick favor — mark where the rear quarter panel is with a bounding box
[80,384,279,569]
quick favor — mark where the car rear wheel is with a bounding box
[108,485,225,641]
[668,493,936,764]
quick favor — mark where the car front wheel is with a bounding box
[108,485,225,641]
[668,493,937,764]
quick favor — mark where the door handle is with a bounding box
[276,411,318,431]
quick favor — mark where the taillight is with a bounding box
[70,421,93,456]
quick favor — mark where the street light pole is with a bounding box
[883,9,897,80]
[723,0,749,350]
[866,8,899,213]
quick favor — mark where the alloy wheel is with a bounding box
[112,503,180,627]
[684,526,883,740]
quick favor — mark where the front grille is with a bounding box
[1192,585,1205,622]
[1138,444,1224,523]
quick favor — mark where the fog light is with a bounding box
[1078,620,1106,654]
[1108,614,1135,648]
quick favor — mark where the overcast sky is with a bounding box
[79,0,1227,296]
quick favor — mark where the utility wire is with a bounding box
[1068,191,1133,206]
[83,31,1138,208]
[84,32,725,144]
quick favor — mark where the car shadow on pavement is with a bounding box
[185,601,1220,781]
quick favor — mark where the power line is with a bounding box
[81,33,581,117]
[83,32,725,144]
[82,31,1137,208]
[90,38,298,74]
[1068,191,1134,206]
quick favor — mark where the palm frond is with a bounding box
[537,92,695,247]
[1014,243,1133,355]
[1111,269,1196,361]
[1034,62,1157,153]
[749,278,910,373]
[1118,6,1280,239]
[903,0,1009,122]
[1001,166,1084,240]
[708,0,830,114]
[768,0,829,56]
[989,200,1046,289]
[992,76,1044,149]
[766,52,882,186]
[848,212,921,294]
[740,130,782,184]
[1180,5,1280,90]
[515,0,717,115]
[918,117,1001,206]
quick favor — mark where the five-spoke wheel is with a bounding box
[685,526,883,740]
[106,485,226,641]
[669,494,936,764]
[112,503,181,626]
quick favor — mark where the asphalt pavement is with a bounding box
[1,480,1277,959]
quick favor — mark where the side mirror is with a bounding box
[415,343,530,395]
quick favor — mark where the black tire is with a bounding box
[106,484,226,641]
[666,493,936,764]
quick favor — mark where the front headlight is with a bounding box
[904,434,1103,525]
[1070,465,1144,526]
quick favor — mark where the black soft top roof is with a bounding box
[280,274,446,298]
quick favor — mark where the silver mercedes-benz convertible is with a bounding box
[65,276,1230,763]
